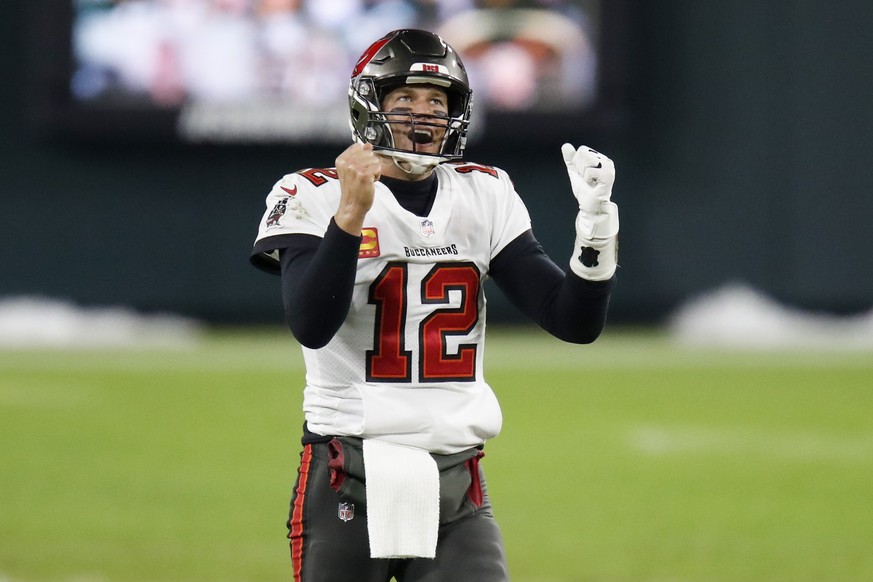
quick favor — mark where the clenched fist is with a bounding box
[334,143,383,236]
[561,143,615,215]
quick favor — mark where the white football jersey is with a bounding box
[253,161,531,454]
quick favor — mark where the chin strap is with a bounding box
[392,158,433,176]
[381,151,442,176]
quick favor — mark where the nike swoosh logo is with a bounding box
[280,185,298,196]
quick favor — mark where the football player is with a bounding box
[251,28,619,582]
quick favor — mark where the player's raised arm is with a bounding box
[489,143,619,344]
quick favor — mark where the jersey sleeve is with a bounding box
[488,168,532,259]
[250,171,337,274]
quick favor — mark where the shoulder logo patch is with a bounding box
[265,197,289,229]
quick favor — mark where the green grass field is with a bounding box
[2,327,872,581]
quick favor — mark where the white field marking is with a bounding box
[631,425,873,463]
[0,576,106,582]
[0,341,304,374]
[0,381,93,409]
[483,330,873,372]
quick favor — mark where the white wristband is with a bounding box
[569,203,619,281]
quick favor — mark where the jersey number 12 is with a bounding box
[366,262,480,383]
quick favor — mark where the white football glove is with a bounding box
[561,143,619,281]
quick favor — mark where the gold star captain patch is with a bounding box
[359,227,380,258]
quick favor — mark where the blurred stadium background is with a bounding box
[2,0,871,326]
[2,1,873,581]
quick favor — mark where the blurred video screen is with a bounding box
[68,0,605,143]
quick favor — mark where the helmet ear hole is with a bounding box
[364,126,380,143]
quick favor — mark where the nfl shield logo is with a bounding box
[338,502,355,522]
[420,219,435,237]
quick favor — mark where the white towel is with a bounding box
[363,439,440,559]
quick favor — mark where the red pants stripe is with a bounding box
[288,444,313,581]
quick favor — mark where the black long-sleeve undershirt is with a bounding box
[489,231,615,344]
[275,219,614,349]
[279,222,360,348]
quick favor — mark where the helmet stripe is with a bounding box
[352,35,393,78]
